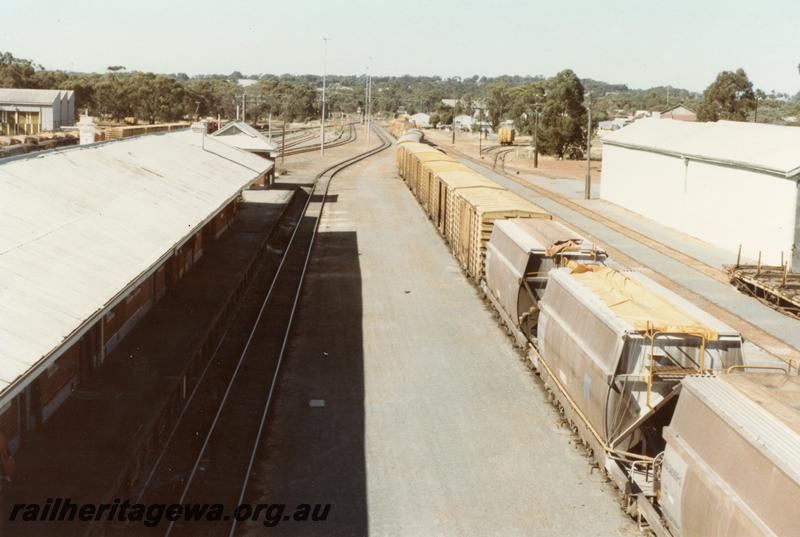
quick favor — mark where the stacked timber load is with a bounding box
[105,122,190,141]
[411,152,457,209]
[419,161,472,220]
[396,142,433,179]
[389,117,413,138]
[435,171,505,238]
[452,188,551,281]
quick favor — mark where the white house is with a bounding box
[602,119,800,268]
[409,112,431,128]
[454,114,474,130]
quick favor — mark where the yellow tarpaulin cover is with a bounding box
[569,264,719,340]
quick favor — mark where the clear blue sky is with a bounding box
[3,0,799,93]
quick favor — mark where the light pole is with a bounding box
[532,105,540,168]
[585,91,592,200]
[366,57,373,143]
[321,37,329,156]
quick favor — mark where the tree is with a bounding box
[0,51,38,87]
[486,81,512,129]
[696,68,756,122]
[509,82,547,135]
[539,69,587,159]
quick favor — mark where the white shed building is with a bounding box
[0,88,75,135]
[602,119,800,268]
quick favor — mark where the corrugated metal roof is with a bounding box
[212,120,277,152]
[0,88,63,106]
[683,374,800,485]
[603,119,800,177]
[0,130,271,401]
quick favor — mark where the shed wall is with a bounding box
[602,144,797,266]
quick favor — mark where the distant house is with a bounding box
[454,114,474,130]
[0,88,75,135]
[441,99,458,108]
[661,104,697,122]
[409,112,431,128]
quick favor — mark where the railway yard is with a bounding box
[4,0,800,533]
[2,114,799,537]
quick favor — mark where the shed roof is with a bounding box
[603,118,800,178]
[212,120,277,153]
[0,88,63,106]
[0,130,271,403]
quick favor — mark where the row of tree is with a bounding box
[2,50,797,158]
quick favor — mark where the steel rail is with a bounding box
[154,124,389,537]
[227,124,391,537]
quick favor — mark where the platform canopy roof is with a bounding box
[603,119,800,178]
[0,88,64,106]
[0,129,272,404]
[211,120,277,153]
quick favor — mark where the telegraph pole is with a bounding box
[533,113,540,168]
[585,92,592,200]
[366,56,373,143]
[321,37,329,156]
[451,106,455,145]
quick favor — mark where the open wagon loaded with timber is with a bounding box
[434,171,505,240]
[395,141,429,179]
[406,150,456,200]
[417,160,472,220]
[451,187,551,282]
[533,265,743,519]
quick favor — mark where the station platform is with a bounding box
[4,187,295,535]
[237,142,636,536]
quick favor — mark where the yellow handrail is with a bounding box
[645,331,707,409]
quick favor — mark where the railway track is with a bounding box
[125,125,390,537]
[435,139,800,365]
[280,122,357,157]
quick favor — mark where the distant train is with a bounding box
[497,126,515,145]
[390,123,799,537]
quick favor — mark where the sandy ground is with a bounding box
[241,126,637,537]
[423,129,603,188]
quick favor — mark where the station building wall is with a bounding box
[0,197,244,453]
[601,144,799,267]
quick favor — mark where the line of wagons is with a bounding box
[390,119,799,537]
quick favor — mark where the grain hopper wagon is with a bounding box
[660,372,800,537]
[484,219,606,344]
[537,265,743,454]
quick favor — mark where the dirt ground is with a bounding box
[423,128,602,186]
